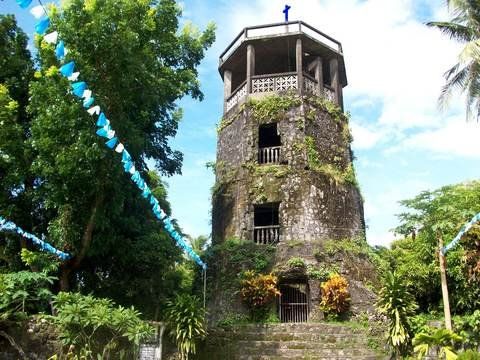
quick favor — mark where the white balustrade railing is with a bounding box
[226,81,247,112]
[225,73,337,113]
[258,146,281,164]
[252,73,298,93]
[253,225,280,244]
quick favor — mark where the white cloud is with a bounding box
[400,118,480,158]
[350,122,384,149]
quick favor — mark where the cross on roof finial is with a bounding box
[283,4,291,22]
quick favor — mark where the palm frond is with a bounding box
[426,21,473,41]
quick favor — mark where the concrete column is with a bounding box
[329,57,342,108]
[246,44,255,94]
[223,69,232,113]
[314,57,323,96]
[296,38,303,94]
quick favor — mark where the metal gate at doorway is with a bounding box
[278,283,309,323]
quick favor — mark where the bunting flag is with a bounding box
[15,0,206,269]
[0,216,71,260]
[442,212,480,254]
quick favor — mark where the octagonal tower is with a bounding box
[210,21,371,323]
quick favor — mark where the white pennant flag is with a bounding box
[129,165,136,174]
[87,106,101,115]
[43,31,58,44]
[114,143,124,153]
[68,72,80,81]
[82,89,92,100]
[30,5,46,19]
[106,130,115,139]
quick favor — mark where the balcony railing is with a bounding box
[252,72,298,94]
[258,146,281,164]
[226,80,247,112]
[253,225,280,244]
[225,72,336,112]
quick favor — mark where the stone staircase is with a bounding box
[196,323,388,360]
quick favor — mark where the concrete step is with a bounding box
[231,340,370,351]
[214,331,369,342]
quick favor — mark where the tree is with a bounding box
[27,0,214,291]
[394,181,480,313]
[427,1,480,119]
[0,15,35,272]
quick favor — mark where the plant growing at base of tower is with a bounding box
[287,257,306,269]
[320,274,351,317]
[376,271,417,357]
[240,270,280,320]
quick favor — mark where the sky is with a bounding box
[3,0,480,247]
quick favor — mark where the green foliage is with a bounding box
[217,312,250,329]
[427,1,480,120]
[394,181,480,313]
[0,271,55,320]
[306,263,338,281]
[246,93,302,122]
[454,310,480,350]
[457,350,480,360]
[413,328,462,360]
[51,292,153,359]
[165,294,206,360]
[376,271,417,356]
[287,257,306,268]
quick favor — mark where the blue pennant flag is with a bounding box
[16,0,33,8]
[142,186,151,199]
[105,137,118,149]
[96,127,109,138]
[83,97,94,108]
[35,17,50,35]
[59,61,75,77]
[71,82,87,97]
[123,160,133,172]
[121,149,132,163]
[55,41,65,60]
[96,113,107,127]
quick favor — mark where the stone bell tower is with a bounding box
[210,21,370,323]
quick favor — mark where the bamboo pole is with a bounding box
[438,234,452,330]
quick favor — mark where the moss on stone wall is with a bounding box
[304,136,358,187]
[246,93,302,122]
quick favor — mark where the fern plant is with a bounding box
[376,271,417,357]
[165,294,206,360]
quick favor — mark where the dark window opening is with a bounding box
[258,124,282,164]
[253,203,280,244]
[278,282,309,323]
[259,123,281,148]
[323,61,331,87]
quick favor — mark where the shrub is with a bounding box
[413,328,462,360]
[0,271,55,320]
[240,271,280,310]
[165,294,206,360]
[51,292,152,359]
[376,271,417,357]
[320,274,350,316]
[287,257,306,268]
[454,310,480,350]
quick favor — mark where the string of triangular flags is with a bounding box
[15,0,206,269]
[442,212,480,255]
[0,216,71,260]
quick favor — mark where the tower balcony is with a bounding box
[219,21,347,114]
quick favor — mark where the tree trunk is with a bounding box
[58,193,104,291]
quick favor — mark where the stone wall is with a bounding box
[209,94,375,324]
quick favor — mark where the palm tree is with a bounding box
[413,328,462,360]
[427,0,480,120]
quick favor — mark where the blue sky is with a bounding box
[3,0,480,247]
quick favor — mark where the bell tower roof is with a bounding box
[218,21,347,87]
